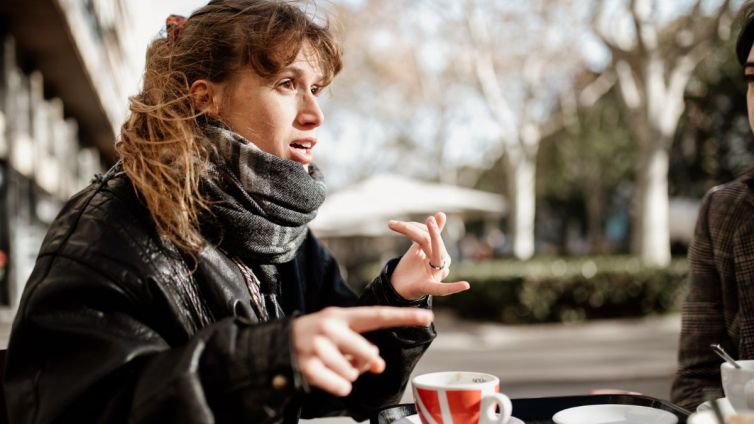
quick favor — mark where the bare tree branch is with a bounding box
[409,49,433,102]
[615,59,642,110]
[591,0,629,55]
[464,3,518,144]
[539,110,566,141]
[579,70,617,107]
[693,0,705,17]
[629,0,649,54]
[714,0,734,34]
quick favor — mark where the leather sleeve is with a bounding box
[4,254,303,424]
[299,245,436,421]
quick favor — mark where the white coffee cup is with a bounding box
[721,360,754,412]
[412,371,512,424]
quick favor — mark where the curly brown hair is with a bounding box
[116,0,342,256]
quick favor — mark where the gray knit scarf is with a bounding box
[200,124,327,265]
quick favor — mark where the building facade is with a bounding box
[0,0,136,318]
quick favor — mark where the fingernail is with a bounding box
[388,220,398,225]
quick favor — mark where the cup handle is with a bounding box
[479,392,512,424]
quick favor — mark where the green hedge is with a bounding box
[430,256,689,324]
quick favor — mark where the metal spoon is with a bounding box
[711,343,741,369]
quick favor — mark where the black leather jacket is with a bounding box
[3,168,435,423]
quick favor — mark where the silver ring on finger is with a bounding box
[428,259,448,271]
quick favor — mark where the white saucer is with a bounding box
[552,404,677,424]
[696,397,735,416]
[393,414,524,424]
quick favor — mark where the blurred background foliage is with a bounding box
[317,0,753,324]
[435,257,688,324]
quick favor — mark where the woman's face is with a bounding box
[216,45,326,166]
[744,46,754,131]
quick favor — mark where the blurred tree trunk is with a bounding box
[503,143,538,259]
[465,2,574,260]
[592,0,733,266]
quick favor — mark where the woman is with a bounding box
[2,1,469,422]
[671,1,754,411]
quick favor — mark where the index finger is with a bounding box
[339,307,433,333]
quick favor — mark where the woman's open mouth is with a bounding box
[289,138,316,165]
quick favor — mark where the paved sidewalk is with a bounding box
[303,311,682,423]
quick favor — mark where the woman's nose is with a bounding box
[297,92,324,128]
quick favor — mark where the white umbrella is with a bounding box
[310,174,506,238]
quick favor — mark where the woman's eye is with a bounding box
[745,74,754,83]
[279,79,295,90]
[310,85,322,96]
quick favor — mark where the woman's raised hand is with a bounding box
[292,306,433,396]
[388,212,470,301]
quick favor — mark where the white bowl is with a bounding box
[552,404,678,424]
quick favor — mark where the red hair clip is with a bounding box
[166,14,187,45]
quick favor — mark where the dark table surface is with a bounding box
[371,394,691,424]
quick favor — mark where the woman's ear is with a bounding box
[189,79,223,117]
